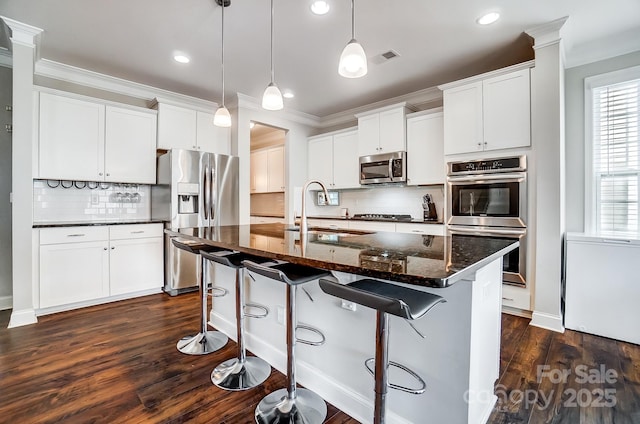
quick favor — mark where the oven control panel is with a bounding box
[448,156,526,175]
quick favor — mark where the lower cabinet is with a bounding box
[38,224,163,310]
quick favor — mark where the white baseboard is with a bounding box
[0,295,12,311]
[501,305,533,319]
[8,308,38,328]
[530,311,565,333]
[36,288,162,316]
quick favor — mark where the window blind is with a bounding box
[593,79,639,234]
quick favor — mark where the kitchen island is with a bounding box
[166,224,518,424]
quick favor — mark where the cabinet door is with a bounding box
[104,106,157,184]
[332,131,360,189]
[379,108,406,153]
[267,145,285,192]
[347,221,395,232]
[109,237,163,296]
[407,113,444,185]
[156,103,197,150]
[483,69,531,151]
[39,241,109,308]
[443,82,483,155]
[308,136,334,185]
[357,114,380,156]
[250,150,268,193]
[39,92,105,180]
[196,111,231,154]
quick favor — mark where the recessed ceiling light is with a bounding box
[173,54,190,63]
[310,1,330,15]
[282,90,295,99]
[477,12,500,25]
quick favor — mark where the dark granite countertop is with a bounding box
[33,219,167,228]
[166,223,517,288]
[301,215,445,225]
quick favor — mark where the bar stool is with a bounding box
[244,260,331,424]
[171,238,229,355]
[319,277,446,424]
[201,250,273,391]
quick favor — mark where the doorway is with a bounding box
[249,122,286,222]
[0,56,13,310]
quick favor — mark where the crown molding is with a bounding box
[236,92,322,127]
[35,59,219,110]
[1,16,43,46]
[525,16,569,50]
[438,60,535,91]
[565,27,640,69]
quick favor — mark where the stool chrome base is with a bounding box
[255,388,327,424]
[176,331,228,355]
[211,356,271,391]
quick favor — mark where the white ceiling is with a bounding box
[2,0,640,117]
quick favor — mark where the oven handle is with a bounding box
[447,173,526,183]
[388,160,394,182]
[448,225,526,236]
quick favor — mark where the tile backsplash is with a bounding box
[33,180,151,223]
[299,185,445,221]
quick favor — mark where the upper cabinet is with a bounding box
[406,109,445,185]
[155,100,230,154]
[251,145,285,193]
[441,66,531,155]
[308,128,360,189]
[356,103,412,157]
[38,92,157,184]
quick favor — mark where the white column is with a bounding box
[1,17,43,328]
[526,17,567,333]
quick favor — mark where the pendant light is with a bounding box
[214,0,231,127]
[262,0,283,110]
[338,0,367,78]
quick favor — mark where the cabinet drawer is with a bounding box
[40,226,109,245]
[394,223,444,235]
[307,219,348,230]
[501,284,530,310]
[110,223,163,240]
[348,221,396,232]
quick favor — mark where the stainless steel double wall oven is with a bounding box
[446,156,527,286]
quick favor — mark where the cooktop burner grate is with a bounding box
[352,214,413,222]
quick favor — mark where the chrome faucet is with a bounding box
[300,180,330,234]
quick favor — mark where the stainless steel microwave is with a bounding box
[359,151,406,185]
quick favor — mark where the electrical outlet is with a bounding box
[276,306,285,325]
[341,300,357,312]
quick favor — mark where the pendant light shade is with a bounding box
[213,105,231,127]
[262,0,283,110]
[338,0,367,78]
[262,82,284,110]
[214,0,231,127]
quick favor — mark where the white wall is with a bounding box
[565,51,640,233]
[0,65,12,309]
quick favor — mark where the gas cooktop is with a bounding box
[351,214,413,222]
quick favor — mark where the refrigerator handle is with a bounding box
[203,163,209,221]
[210,167,216,224]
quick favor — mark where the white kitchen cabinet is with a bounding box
[156,101,230,153]
[39,92,105,181]
[38,224,163,311]
[38,92,157,183]
[39,226,110,308]
[394,222,444,236]
[307,128,360,189]
[251,145,285,193]
[104,106,157,184]
[356,103,411,156]
[109,224,163,296]
[347,221,396,232]
[441,67,531,155]
[406,109,445,185]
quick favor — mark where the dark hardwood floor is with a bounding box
[1,294,639,423]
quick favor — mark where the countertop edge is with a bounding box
[33,220,167,228]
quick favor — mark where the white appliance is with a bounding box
[151,149,239,295]
[564,232,640,344]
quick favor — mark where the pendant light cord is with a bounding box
[221,1,225,107]
[351,0,355,40]
[270,0,275,83]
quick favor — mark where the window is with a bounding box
[586,66,640,235]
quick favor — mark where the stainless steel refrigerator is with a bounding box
[152,149,239,295]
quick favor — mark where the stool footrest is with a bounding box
[244,302,269,319]
[364,358,426,395]
[208,285,228,298]
[296,324,326,346]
